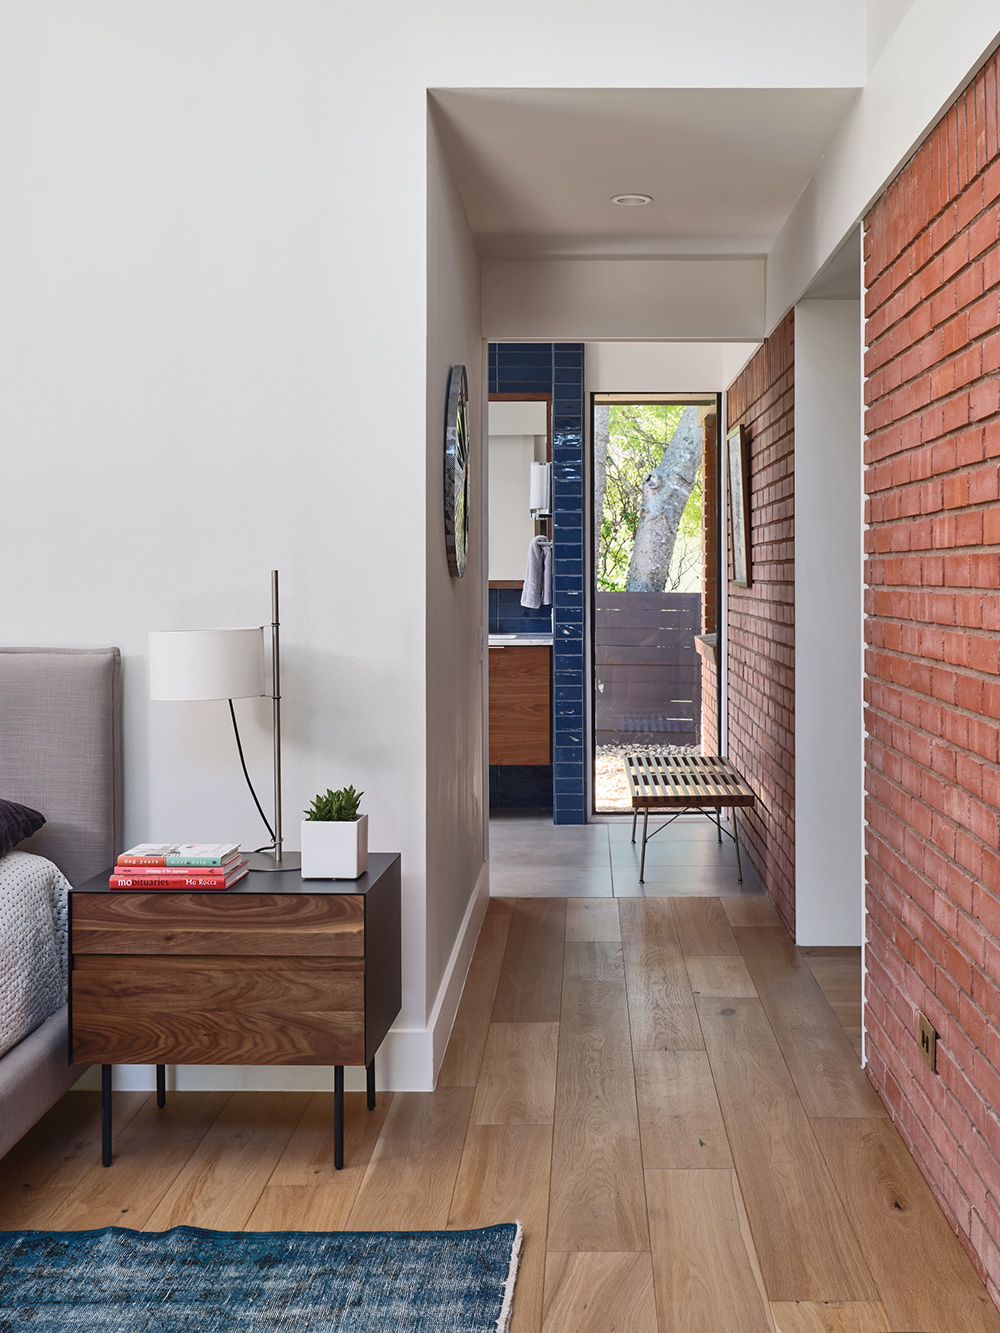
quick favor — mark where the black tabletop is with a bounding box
[74,851,400,897]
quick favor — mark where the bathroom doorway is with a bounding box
[591,394,720,814]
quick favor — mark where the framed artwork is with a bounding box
[444,365,470,578]
[727,423,751,587]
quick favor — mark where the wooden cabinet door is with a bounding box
[489,645,551,765]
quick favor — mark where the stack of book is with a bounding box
[109,844,249,892]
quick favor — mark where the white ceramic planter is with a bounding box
[300,814,368,879]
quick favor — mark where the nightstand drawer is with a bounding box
[71,954,366,1065]
[71,892,365,957]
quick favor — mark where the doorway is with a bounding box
[591,394,720,814]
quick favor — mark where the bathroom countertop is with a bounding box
[488,633,554,647]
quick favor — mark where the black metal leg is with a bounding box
[715,808,723,843]
[366,1058,375,1111]
[156,1064,166,1108]
[639,808,649,884]
[733,811,743,884]
[101,1065,112,1167]
[631,809,637,844]
[334,1066,344,1170]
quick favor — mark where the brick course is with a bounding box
[865,47,1000,1303]
[725,314,796,931]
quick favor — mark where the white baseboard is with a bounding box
[71,862,491,1095]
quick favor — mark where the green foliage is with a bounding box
[596,404,703,592]
[303,785,364,822]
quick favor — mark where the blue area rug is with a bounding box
[0,1222,521,1331]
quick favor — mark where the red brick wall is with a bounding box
[725,314,796,931]
[864,48,1000,1300]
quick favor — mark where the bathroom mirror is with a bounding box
[488,397,550,584]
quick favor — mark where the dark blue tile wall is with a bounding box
[490,342,586,824]
[489,764,553,809]
[489,588,552,636]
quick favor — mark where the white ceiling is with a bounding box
[431,87,861,260]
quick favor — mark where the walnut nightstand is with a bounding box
[70,853,401,1169]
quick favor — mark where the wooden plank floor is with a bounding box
[1,897,998,1333]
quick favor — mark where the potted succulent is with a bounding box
[301,785,368,879]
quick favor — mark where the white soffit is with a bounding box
[430,87,861,260]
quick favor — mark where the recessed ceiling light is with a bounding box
[611,193,653,206]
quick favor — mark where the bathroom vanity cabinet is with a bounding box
[488,642,551,765]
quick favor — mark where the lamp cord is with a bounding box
[228,699,276,850]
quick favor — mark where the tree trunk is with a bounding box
[593,403,610,575]
[625,405,702,592]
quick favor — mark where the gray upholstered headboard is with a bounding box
[0,647,123,885]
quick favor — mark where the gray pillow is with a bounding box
[0,800,46,856]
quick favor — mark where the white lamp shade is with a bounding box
[149,627,266,701]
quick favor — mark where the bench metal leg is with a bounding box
[639,808,649,883]
[367,1058,376,1111]
[156,1064,166,1108]
[631,809,637,844]
[714,808,723,843]
[101,1065,112,1167]
[733,811,743,884]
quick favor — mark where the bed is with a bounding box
[0,647,122,1161]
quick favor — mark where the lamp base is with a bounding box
[246,850,302,873]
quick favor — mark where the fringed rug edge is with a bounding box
[496,1220,522,1333]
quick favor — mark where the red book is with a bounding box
[109,861,249,892]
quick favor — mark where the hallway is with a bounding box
[1,894,995,1331]
[489,811,766,898]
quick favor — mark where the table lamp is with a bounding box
[149,570,300,872]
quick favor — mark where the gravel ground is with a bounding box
[595,743,700,811]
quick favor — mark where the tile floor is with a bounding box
[488,810,765,898]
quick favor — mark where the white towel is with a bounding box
[521,536,552,608]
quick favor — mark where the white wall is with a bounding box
[424,109,488,1078]
[586,342,761,394]
[489,436,538,580]
[768,0,1000,326]
[794,297,864,946]
[0,0,883,1092]
[484,258,766,342]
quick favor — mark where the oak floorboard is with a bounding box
[449,1124,552,1333]
[245,1090,392,1230]
[813,1117,1000,1333]
[492,899,566,1023]
[548,979,647,1252]
[346,1087,474,1231]
[800,948,863,1047]
[471,1023,559,1125]
[565,898,622,942]
[722,896,782,927]
[143,1092,311,1231]
[542,1252,658,1333]
[735,928,884,1120]
[634,1049,733,1170]
[438,911,512,1087]
[563,940,625,982]
[670,897,741,956]
[37,1092,232,1231]
[685,954,757,998]
[698,997,878,1302]
[769,1303,890,1333]
[619,899,702,1052]
[645,1168,775,1333]
[0,1090,147,1217]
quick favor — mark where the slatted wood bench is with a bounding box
[624,753,756,884]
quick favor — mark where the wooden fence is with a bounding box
[595,591,702,748]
